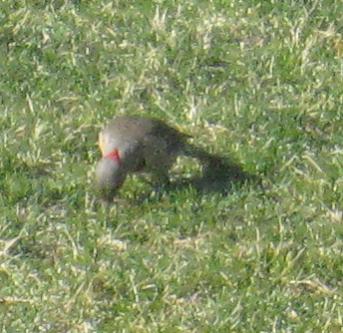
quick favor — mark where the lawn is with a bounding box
[1,1,343,332]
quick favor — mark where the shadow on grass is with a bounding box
[167,156,259,195]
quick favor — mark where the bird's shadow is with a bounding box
[166,156,258,195]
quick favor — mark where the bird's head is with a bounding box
[95,149,126,201]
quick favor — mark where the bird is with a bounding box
[95,115,225,201]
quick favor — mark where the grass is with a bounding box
[1,0,343,332]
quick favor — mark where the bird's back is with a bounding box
[99,115,190,156]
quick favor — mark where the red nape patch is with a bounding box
[104,149,121,163]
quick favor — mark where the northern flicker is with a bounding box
[95,115,222,200]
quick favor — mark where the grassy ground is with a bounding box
[1,1,343,332]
